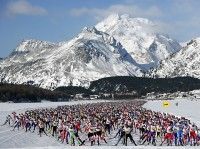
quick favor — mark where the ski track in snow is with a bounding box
[0,99,199,149]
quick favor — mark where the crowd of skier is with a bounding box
[1,100,200,146]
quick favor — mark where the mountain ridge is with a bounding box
[151,37,200,78]
[0,25,143,89]
[96,14,181,69]
[0,14,191,89]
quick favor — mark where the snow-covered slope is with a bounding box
[0,27,143,89]
[143,97,200,126]
[152,37,200,78]
[0,14,183,89]
[96,14,181,69]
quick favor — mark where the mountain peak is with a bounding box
[0,14,183,89]
[82,26,99,34]
[15,39,35,52]
[96,14,180,69]
[14,39,57,53]
[102,13,151,23]
[187,37,200,47]
[103,13,120,23]
[0,22,143,89]
[152,36,200,79]
[96,14,153,31]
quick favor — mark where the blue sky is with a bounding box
[0,0,200,57]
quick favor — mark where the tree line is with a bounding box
[1,76,200,102]
[0,83,70,102]
[89,76,200,97]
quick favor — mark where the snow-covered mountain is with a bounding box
[152,37,200,78]
[96,14,181,69]
[0,27,143,89]
[0,14,184,89]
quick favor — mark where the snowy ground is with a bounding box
[143,98,200,127]
[0,98,199,148]
[0,100,111,123]
[0,100,111,148]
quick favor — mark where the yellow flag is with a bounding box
[162,100,170,107]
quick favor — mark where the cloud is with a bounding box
[70,4,162,20]
[6,0,47,16]
[70,4,164,35]
[163,0,200,40]
[69,0,200,41]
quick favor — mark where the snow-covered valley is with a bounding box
[0,98,200,148]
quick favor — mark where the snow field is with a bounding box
[143,98,200,127]
[0,98,199,148]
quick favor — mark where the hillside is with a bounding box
[152,38,200,78]
[96,14,181,69]
[89,76,200,97]
[0,28,142,89]
[0,83,70,102]
[0,14,181,89]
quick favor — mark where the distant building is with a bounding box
[103,93,111,98]
[6,101,14,103]
[90,95,99,100]
[75,94,84,99]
